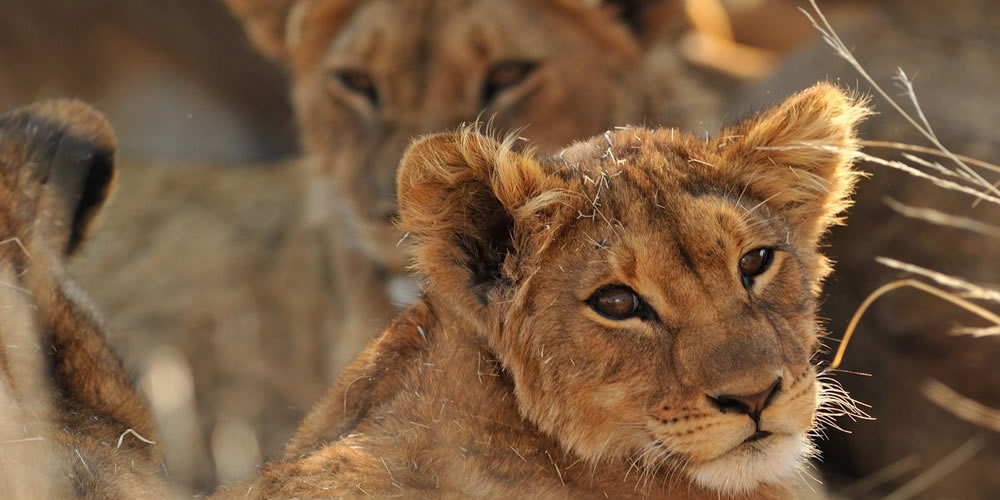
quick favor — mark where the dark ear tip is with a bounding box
[13,99,117,154]
[1,99,118,257]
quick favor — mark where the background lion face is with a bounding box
[397,83,867,494]
[286,0,668,272]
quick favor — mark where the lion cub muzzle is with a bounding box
[708,376,782,424]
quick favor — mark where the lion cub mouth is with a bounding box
[743,430,772,443]
[715,429,788,460]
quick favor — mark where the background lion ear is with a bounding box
[224,0,302,61]
[718,83,871,246]
[225,0,355,65]
[0,100,118,257]
[585,0,682,46]
[397,130,554,322]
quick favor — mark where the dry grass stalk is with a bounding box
[799,1,1000,367]
[800,1,999,199]
[859,140,1000,175]
[851,151,1000,206]
[881,436,986,500]
[876,257,1000,305]
[952,325,1000,338]
[922,379,1000,433]
[757,144,1000,205]
[883,198,1000,239]
[796,3,1000,498]
[835,455,920,499]
[830,279,1000,368]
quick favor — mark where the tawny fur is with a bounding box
[0,100,171,498]
[214,83,867,499]
[72,0,730,486]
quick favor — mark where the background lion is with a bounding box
[213,82,866,499]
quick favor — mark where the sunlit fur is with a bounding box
[0,101,170,498]
[214,83,868,499]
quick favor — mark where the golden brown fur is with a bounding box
[214,83,866,498]
[736,1,1000,496]
[70,1,732,488]
[0,100,170,497]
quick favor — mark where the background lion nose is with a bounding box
[707,377,782,421]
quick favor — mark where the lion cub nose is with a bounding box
[707,378,782,421]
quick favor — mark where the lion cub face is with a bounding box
[226,0,675,271]
[398,83,867,494]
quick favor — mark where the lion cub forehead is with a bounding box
[547,127,709,185]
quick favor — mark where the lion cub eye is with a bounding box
[739,247,775,288]
[481,60,538,105]
[586,285,651,320]
[330,69,379,106]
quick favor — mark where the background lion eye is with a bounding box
[587,285,644,320]
[330,69,378,106]
[481,60,537,105]
[739,247,774,288]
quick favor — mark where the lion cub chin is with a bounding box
[218,83,867,499]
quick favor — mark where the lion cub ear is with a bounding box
[397,130,557,325]
[0,100,118,256]
[719,83,870,246]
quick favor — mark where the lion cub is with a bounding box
[0,101,170,498]
[214,82,866,498]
